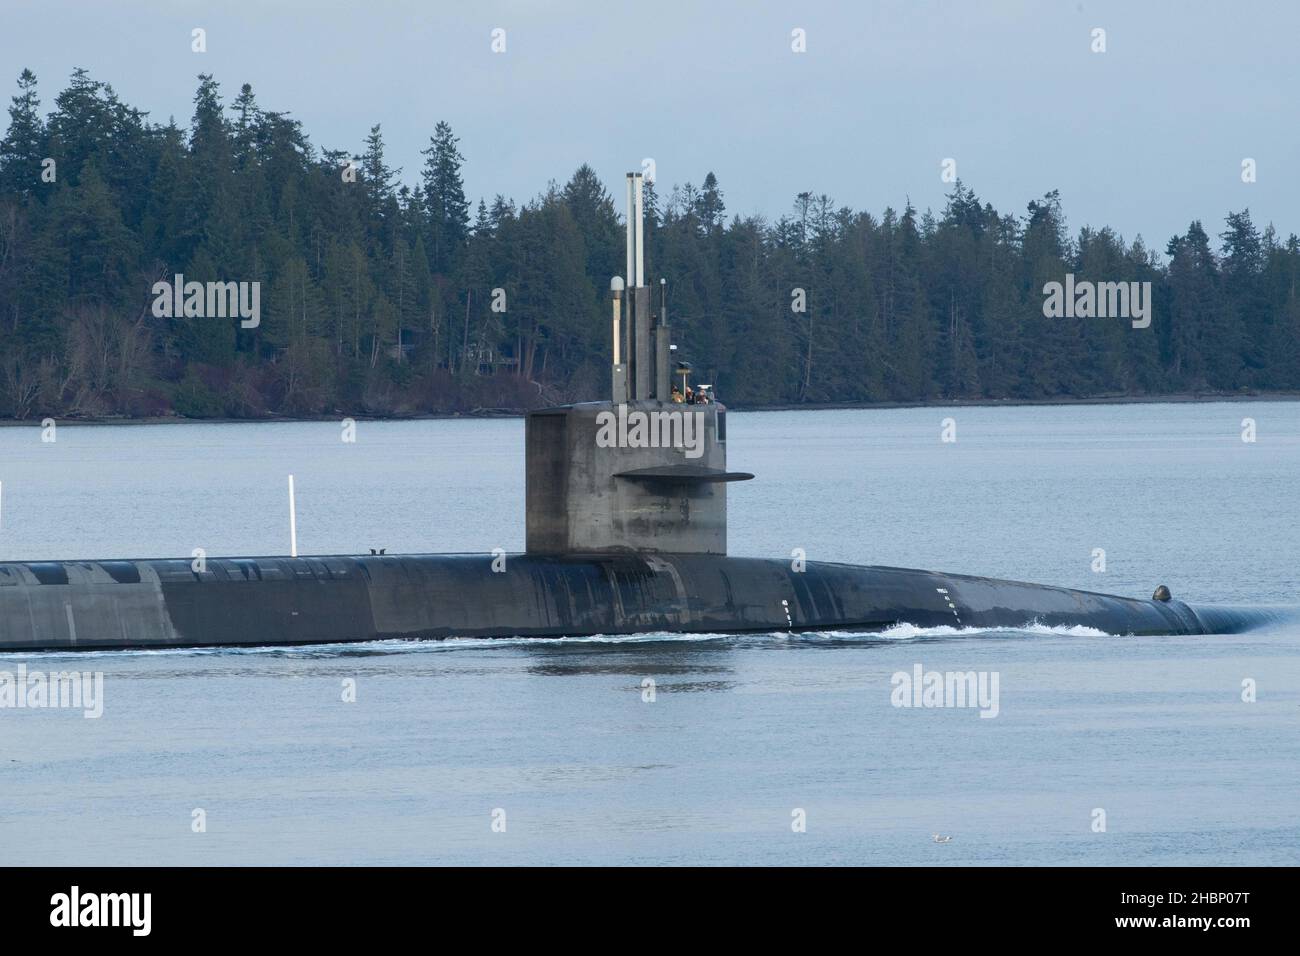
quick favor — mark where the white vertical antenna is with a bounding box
[625,174,635,292]
[634,174,645,287]
[288,474,298,558]
[611,276,623,365]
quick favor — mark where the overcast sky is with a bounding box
[3,0,1296,250]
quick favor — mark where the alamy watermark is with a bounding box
[595,405,705,459]
[0,664,104,718]
[50,886,150,936]
[890,664,999,718]
[1042,274,1151,329]
[151,273,261,328]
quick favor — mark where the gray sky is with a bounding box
[3,0,1297,249]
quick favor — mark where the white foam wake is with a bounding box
[872,621,1112,640]
[0,620,1115,661]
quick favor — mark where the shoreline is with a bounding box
[2,390,1297,427]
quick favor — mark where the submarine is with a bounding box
[0,172,1289,652]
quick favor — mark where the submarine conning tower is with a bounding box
[525,171,753,555]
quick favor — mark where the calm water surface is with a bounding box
[0,402,1297,865]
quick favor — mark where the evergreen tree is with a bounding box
[421,120,469,274]
[0,69,44,195]
[361,123,399,245]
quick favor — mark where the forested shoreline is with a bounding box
[2,69,1298,421]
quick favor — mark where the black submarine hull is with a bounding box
[0,553,1287,652]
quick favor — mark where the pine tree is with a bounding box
[421,120,469,274]
[697,172,725,232]
[0,69,44,196]
[361,123,399,244]
[1219,209,1266,383]
[231,83,260,168]
[1165,221,1227,388]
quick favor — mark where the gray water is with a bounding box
[1,401,1297,865]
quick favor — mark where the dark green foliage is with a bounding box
[1,69,1297,421]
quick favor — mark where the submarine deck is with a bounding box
[0,552,1288,651]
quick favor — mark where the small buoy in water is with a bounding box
[1152,584,1172,602]
[932,833,952,843]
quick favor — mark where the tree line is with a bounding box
[1,68,1297,420]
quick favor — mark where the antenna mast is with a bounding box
[614,171,668,402]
